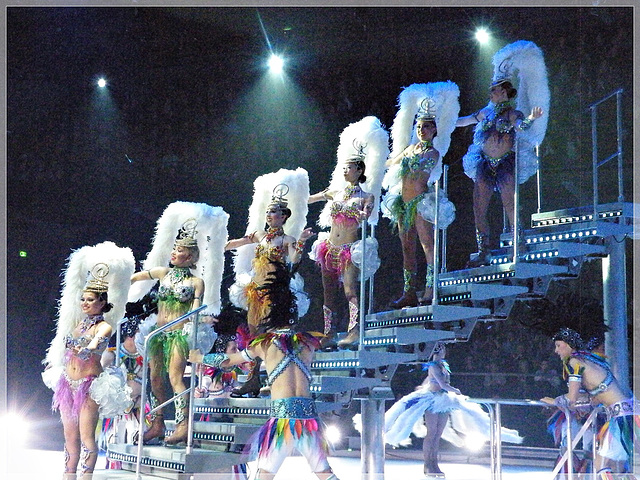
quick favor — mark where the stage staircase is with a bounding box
[107,200,633,479]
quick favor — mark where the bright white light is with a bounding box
[97,78,107,88]
[475,28,490,44]
[464,433,487,451]
[324,425,341,445]
[1,413,29,447]
[268,54,284,73]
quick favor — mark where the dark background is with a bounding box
[7,6,633,450]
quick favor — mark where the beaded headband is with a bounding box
[416,98,437,122]
[345,139,367,164]
[491,58,514,87]
[174,218,199,248]
[552,327,584,350]
[84,263,110,293]
[269,184,289,209]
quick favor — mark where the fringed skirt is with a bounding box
[597,398,640,463]
[245,397,331,473]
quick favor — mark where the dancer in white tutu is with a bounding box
[383,342,522,478]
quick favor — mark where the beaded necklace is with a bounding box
[79,314,103,334]
[265,226,285,242]
[169,266,191,286]
[344,184,362,200]
[494,99,515,116]
[418,140,434,153]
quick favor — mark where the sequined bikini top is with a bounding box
[65,315,110,358]
[401,147,437,178]
[255,243,286,263]
[476,101,523,142]
[330,199,361,224]
[157,283,196,303]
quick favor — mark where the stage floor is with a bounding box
[7,449,550,480]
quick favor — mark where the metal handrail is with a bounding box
[470,398,600,480]
[135,304,207,479]
[589,88,624,222]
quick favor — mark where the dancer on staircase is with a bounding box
[383,82,459,309]
[227,170,313,396]
[129,202,227,445]
[308,116,387,349]
[457,40,549,267]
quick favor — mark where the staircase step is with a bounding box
[357,350,418,368]
[512,263,568,279]
[469,283,529,301]
[108,443,244,475]
[432,304,491,321]
[311,375,381,393]
[394,327,457,345]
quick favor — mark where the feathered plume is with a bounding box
[318,116,389,228]
[492,40,550,183]
[127,201,229,316]
[44,241,135,369]
[383,81,460,193]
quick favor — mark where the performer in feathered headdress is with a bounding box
[308,116,388,349]
[457,40,549,267]
[42,241,134,479]
[226,168,314,396]
[534,295,639,478]
[129,201,228,445]
[382,82,459,309]
[189,262,341,480]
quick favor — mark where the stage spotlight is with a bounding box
[97,78,107,88]
[324,424,342,445]
[0,412,29,447]
[475,28,490,44]
[268,54,284,74]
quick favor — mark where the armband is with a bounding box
[472,110,481,122]
[76,347,92,361]
[293,240,305,254]
[567,374,582,383]
[202,353,229,369]
[146,270,154,280]
[554,395,570,409]
[240,349,255,362]
[518,117,534,131]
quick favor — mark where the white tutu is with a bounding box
[417,189,456,230]
[350,237,381,280]
[381,388,523,448]
[89,366,133,418]
[182,321,218,354]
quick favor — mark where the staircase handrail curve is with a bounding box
[135,304,207,479]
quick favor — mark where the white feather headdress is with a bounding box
[44,241,135,369]
[127,201,229,316]
[318,116,389,228]
[383,81,460,193]
[491,40,550,183]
